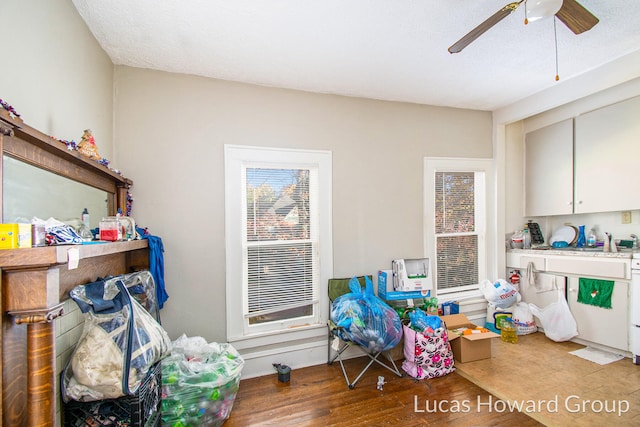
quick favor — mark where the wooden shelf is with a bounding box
[0,239,148,269]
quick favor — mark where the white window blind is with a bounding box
[242,167,319,325]
[434,171,479,290]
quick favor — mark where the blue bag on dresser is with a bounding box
[62,273,172,402]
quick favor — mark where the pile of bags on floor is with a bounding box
[480,279,538,336]
[401,308,455,380]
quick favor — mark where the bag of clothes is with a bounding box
[62,273,172,402]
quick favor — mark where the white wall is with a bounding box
[0,0,114,157]
[111,66,493,349]
[1,1,115,423]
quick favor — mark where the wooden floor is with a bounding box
[225,332,640,426]
[225,357,542,426]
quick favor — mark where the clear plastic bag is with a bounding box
[529,290,578,342]
[62,277,172,402]
[330,276,402,353]
[161,335,245,427]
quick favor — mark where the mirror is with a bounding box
[2,155,108,229]
[1,110,132,238]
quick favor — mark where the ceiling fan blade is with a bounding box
[449,1,524,54]
[555,0,599,34]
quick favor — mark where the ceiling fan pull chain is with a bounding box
[524,0,529,24]
[554,16,560,81]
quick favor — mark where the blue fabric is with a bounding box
[137,227,170,309]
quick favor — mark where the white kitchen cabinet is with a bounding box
[574,96,640,213]
[567,277,629,351]
[524,119,574,216]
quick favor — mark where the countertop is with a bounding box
[507,247,638,259]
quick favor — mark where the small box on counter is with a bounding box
[441,314,500,363]
[377,270,431,301]
[0,223,32,249]
[392,258,433,292]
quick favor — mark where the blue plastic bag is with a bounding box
[330,276,402,353]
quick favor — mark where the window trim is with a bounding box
[423,157,494,299]
[225,145,333,343]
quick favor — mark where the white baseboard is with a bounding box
[238,338,374,379]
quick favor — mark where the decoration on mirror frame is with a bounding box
[126,191,134,217]
[0,98,21,119]
[78,129,102,161]
[1,97,118,174]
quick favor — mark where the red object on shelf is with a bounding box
[100,229,119,241]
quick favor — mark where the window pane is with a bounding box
[245,167,317,325]
[246,168,310,242]
[249,305,313,325]
[435,172,475,234]
[247,241,316,320]
[436,235,478,289]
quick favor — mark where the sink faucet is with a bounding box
[631,234,638,249]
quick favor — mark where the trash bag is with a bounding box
[161,335,245,427]
[479,279,520,308]
[529,289,578,342]
[330,276,402,353]
[512,302,537,335]
[62,277,172,402]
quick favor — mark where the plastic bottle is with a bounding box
[587,229,597,247]
[576,225,586,248]
[500,318,518,344]
[81,208,90,229]
[116,210,123,241]
[522,225,531,249]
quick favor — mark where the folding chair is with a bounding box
[327,276,403,389]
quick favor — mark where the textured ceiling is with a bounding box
[72,0,640,111]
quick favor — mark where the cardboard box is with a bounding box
[377,270,432,301]
[441,314,500,363]
[0,223,32,249]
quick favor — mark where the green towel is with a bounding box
[577,278,614,309]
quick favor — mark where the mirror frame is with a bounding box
[0,108,131,223]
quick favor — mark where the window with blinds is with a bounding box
[434,171,479,291]
[243,168,318,325]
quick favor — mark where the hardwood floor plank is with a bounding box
[225,357,542,426]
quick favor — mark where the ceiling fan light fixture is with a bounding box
[525,0,563,23]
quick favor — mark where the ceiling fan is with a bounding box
[448,0,599,54]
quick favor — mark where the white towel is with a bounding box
[527,262,555,292]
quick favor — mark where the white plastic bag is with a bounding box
[479,279,519,308]
[512,302,537,335]
[529,290,577,342]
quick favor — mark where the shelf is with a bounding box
[0,239,148,269]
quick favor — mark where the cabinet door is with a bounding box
[574,96,640,213]
[567,277,628,351]
[524,119,574,216]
